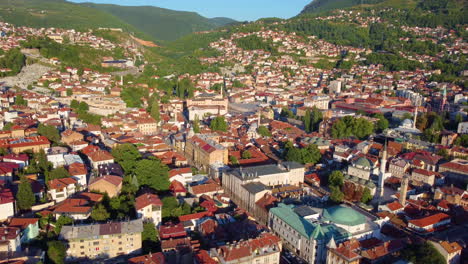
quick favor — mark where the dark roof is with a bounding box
[242,182,268,194]
[294,205,318,217]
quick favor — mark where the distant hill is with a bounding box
[0,0,236,42]
[0,0,139,33]
[82,3,236,41]
[300,0,386,14]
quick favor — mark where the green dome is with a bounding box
[322,206,366,226]
[355,157,371,168]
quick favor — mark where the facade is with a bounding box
[0,185,14,221]
[222,162,304,216]
[347,157,374,180]
[408,213,451,234]
[185,135,228,172]
[388,158,409,178]
[0,136,50,154]
[208,232,282,264]
[430,240,462,264]
[60,219,143,260]
[411,168,436,186]
[0,227,21,252]
[135,193,163,227]
[136,117,158,135]
[186,96,228,121]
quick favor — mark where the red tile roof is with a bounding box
[409,213,450,228]
[135,193,162,210]
[9,218,39,229]
[89,175,122,187]
[48,177,77,190]
[128,252,165,264]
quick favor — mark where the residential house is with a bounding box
[0,184,14,220]
[135,193,163,227]
[168,167,193,186]
[48,177,77,202]
[2,154,29,169]
[67,162,87,186]
[86,149,114,170]
[88,175,122,198]
[0,227,21,252]
[8,218,40,243]
[61,129,84,145]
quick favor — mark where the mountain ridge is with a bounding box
[0,0,236,42]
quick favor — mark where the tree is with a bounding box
[150,99,160,122]
[142,222,159,254]
[229,155,239,165]
[361,187,372,204]
[310,107,323,132]
[91,204,110,221]
[193,115,200,133]
[37,124,60,144]
[330,186,344,203]
[258,125,271,137]
[15,95,27,106]
[162,196,179,219]
[135,158,170,191]
[241,150,252,159]
[48,167,71,182]
[331,119,348,139]
[54,216,73,234]
[210,116,228,132]
[2,122,13,131]
[16,176,35,211]
[329,170,344,187]
[302,144,321,165]
[401,242,445,264]
[66,89,72,96]
[374,113,389,132]
[111,144,141,175]
[304,109,312,133]
[47,241,66,264]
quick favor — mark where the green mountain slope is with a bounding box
[79,3,237,41]
[300,0,386,14]
[0,0,139,32]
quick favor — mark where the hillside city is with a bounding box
[0,0,466,264]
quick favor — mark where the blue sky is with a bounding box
[69,0,311,21]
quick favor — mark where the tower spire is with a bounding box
[378,139,388,198]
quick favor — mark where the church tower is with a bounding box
[378,141,388,198]
[399,175,409,206]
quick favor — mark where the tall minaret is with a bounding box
[378,140,388,198]
[399,175,409,206]
[413,106,418,130]
[440,86,447,112]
